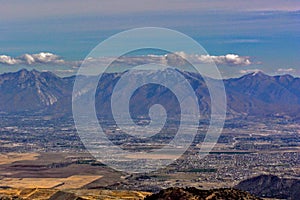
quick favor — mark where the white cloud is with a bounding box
[277,68,295,73]
[0,55,21,65]
[0,52,65,65]
[173,52,252,66]
[239,69,263,74]
[19,52,65,65]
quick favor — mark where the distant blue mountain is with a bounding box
[0,69,300,118]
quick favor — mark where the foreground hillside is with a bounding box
[0,187,262,200]
[0,188,150,200]
[145,187,262,200]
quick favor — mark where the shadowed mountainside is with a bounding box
[144,187,262,200]
[235,174,300,200]
[1,69,300,118]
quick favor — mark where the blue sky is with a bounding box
[0,0,299,77]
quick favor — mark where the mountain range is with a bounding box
[0,69,300,119]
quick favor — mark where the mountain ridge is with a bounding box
[145,187,262,200]
[1,69,300,118]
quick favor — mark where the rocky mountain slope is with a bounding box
[0,69,72,114]
[1,69,300,118]
[145,187,262,200]
[235,174,300,200]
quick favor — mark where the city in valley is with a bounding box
[0,114,298,193]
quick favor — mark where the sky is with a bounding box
[0,0,299,78]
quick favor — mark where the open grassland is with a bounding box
[0,175,102,189]
[0,152,123,190]
[0,153,38,165]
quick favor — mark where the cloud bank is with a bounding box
[0,52,253,69]
[83,52,253,69]
[0,52,64,65]
[175,52,252,66]
[277,68,296,73]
